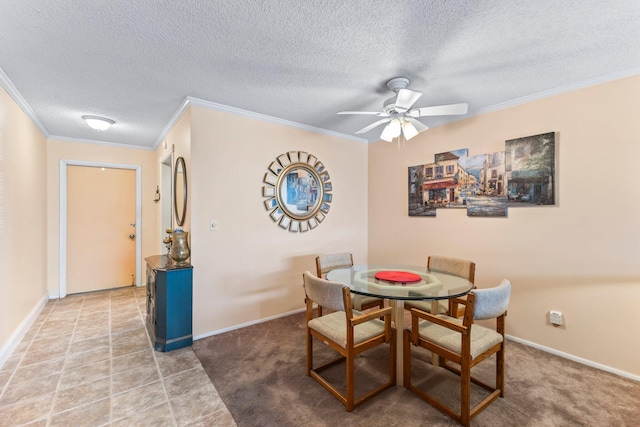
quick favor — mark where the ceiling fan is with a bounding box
[338,77,468,142]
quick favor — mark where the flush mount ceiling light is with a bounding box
[82,115,115,131]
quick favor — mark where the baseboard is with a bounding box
[0,292,49,369]
[194,307,306,341]
[506,334,639,382]
[194,314,639,383]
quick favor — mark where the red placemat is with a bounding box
[374,271,422,284]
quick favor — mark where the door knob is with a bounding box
[129,234,136,240]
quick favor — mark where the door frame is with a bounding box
[59,159,142,298]
[160,150,174,253]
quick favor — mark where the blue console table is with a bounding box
[145,255,193,352]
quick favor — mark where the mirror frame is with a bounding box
[262,151,332,233]
[173,156,187,227]
[276,163,324,220]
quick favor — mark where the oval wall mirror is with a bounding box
[262,151,332,232]
[174,156,187,227]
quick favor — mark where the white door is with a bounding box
[66,165,136,294]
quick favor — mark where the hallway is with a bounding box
[0,287,235,426]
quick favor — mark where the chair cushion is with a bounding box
[304,272,346,312]
[404,300,448,314]
[474,279,511,320]
[429,256,473,280]
[308,310,386,348]
[318,253,352,276]
[410,315,503,360]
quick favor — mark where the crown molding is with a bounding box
[187,96,368,143]
[4,64,639,150]
[473,68,640,117]
[152,97,191,149]
[153,96,369,149]
[48,135,155,151]
[0,66,50,136]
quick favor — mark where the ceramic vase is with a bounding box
[170,230,190,264]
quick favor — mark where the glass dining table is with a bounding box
[326,264,474,386]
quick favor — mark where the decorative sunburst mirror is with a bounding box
[262,151,332,232]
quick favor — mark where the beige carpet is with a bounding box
[193,312,640,426]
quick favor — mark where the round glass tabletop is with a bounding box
[326,264,474,301]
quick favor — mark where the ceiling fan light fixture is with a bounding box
[402,120,419,140]
[337,76,468,144]
[380,131,394,143]
[380,118,401,142]
[82,115,115,131]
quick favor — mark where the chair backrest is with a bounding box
[428,256,476,283]
[303,271,347,312]
[473,279,511,320]
[316,253,353,278]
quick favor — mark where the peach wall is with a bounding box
[0,85,47,358]
[368,75,640,377]
[155,109,191,236]
[190,106,368,336]
[46,139,157,296]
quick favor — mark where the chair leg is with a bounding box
[306,328,312,376]
[346,348,355,412]
[402,329,411,388]
[497,345,505,397]
[460,358,471,427]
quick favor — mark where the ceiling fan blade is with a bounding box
[394,89,422,112]
[337,111,387,116]
[355,118,392,134]
[414,102,469,117]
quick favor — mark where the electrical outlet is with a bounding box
[210,219,218,231]
[549,310,563,326]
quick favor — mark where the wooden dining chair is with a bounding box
[316,253,384,313]
[303,271,395,411]
[404,256,476,317]
[403,279,512,426]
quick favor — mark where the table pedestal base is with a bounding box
[390,299,441,386]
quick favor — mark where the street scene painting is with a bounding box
[463,152,508,217]
[505,132,555,206]
[408,165,436,216]
[408,132,555,217]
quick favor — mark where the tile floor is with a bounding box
[0,286,236,426]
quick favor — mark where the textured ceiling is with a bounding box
[1,0,639,148]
